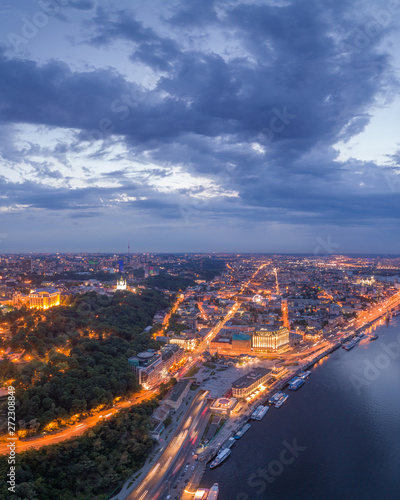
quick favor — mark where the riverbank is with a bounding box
[200,315,400,499]
[193,306,400,497]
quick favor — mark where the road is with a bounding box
[127,391,210,500]
[0,265,264,455]
[4,267,399,461]
[0,389,155,455]
[124,264,268,499]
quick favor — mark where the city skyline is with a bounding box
[2,251,400,499]
[1,1,400,252]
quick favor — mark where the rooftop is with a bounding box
[166,379,191,402]
[232,367,271,389]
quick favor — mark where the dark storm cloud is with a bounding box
[0,176,135,211]
[88,7,180,70]
[1,0,399,229]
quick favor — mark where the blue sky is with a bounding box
[1,0,400,253]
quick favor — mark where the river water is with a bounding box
[200,316,400,500]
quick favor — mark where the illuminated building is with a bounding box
[29,289,61,309]
[169,334,198,351]
[161,343,185,367]
[129,345,184,388]
[194,489,209,500]
[231,367,272,398]
[128,351,163,388]
[232,333,252,353]
[144,265,160,277]
[13,288,60,310]
[116,275,127,290]
[252,326,289,351]
[210,397,238,415]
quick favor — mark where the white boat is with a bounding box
[210,449,231,469]
[251,405,269,420]
[275,394,289,408]
[268,392,284,405]
[207,483,219,499]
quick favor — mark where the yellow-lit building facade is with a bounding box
[169,335,197,351]
[13,289,61,310]
[252,326,289,351]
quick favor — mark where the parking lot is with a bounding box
[197,358,277,398]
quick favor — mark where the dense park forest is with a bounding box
[161,257,227,281]
[0,400,158,500]
[1,289,169,355]
[0,290,170,434]
[142,272,195,291]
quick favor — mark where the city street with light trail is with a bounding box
[126,390,210,500]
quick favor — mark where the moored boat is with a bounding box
[207,483,219,499]
[288,378,305,391]
[234,423,251,439]
[210,449,231,469]
[251,405,269,420]
[275,394,289,408]
[268,392,284,405]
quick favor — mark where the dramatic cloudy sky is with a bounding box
[1,0,400,253]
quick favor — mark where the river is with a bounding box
[200,316,400,500]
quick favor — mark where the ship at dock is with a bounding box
[210,449,231,469]
[207,483,219,499]
[275,393,289,408]
[251,405,269,420]
[288,378,305,391]
[234,422,251,439]
[342,339,356,350]
[268,392,284,405]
